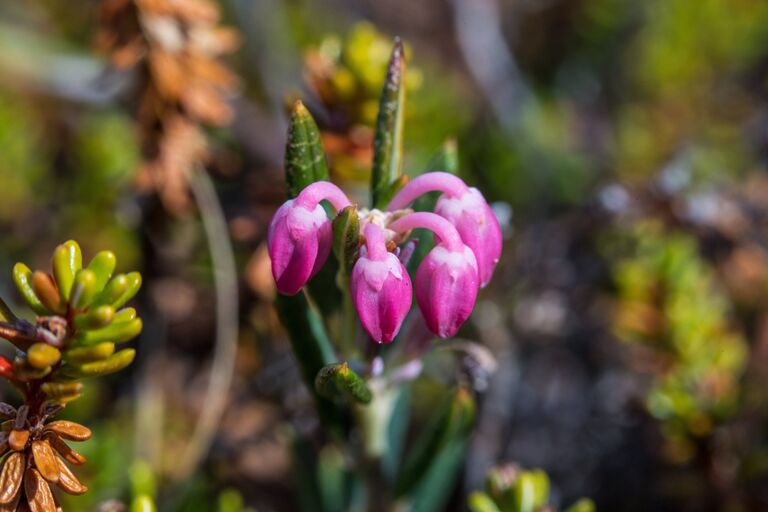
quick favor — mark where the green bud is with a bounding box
[27,343,62,369]
[52,240,82,302]
[315,362,372,404]
[12,263,47,315]
[113,307,137,323]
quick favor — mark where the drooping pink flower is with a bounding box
[268,182,351,295]
[351,223,412,343]
[389,212,479,338]
[387,172,501,287]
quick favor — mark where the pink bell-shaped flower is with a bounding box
[387,172,501,287]
[389,212,479,338]
[351,223,412,343]
[268,182,351,295]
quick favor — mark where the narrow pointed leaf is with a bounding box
[395,386,475,498]
[275,293,343,434]
[371,39,406,208]
[285,100,329,199]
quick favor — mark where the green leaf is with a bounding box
[317,445,352,512]
[382,386,411,481]
[315,362,372,404]
[408,438,468,512]
[371,39,406,209]
[70,269,99,309]
[275,293,343,434]
[285,100,330,199]
[468,492,502,512]
[565,498,596,512]
[395,386,475,498]
[332,206,360,283]
[64,342,116,364]
[0,298,18,324]
[514,472,539,512]
[290,432,327,512]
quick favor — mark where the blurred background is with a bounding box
[2,0,768,510]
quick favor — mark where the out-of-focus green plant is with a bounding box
[302,22,467,188]
[468,464,595,512]
[611,221,747,462]
[0,240,142,509]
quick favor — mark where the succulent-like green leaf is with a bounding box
[73,305,115,330]
[395,386,475,498]
[86,250,117,292]
[41,382,83,400]
[27,343,61,369]
[285,100,330,199]
[371,39,406,209]
[70,269,99,309]
[12,263,47,315]
[64,342,116,364]
[52,241,82,302]
[332,206,360,283]
[315,362,372,404]
[59,348,135,378]
[74,318,142,346]
[468,492,502,512]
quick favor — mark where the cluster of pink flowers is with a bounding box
[268,172,502,343]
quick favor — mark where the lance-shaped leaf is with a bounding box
[275,293,343,434]
[395,386,475,498]
[285,100,330,199]
[332,206,360,284]
[315,362,372,404]
[371,39,406,209]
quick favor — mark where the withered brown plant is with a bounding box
[97,0,240,213]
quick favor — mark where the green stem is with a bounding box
[356,384,398,512]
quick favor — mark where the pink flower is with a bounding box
[387,172,501,287]
[351,224,412,343]
[389,212,479,338]
[267,182,351,295]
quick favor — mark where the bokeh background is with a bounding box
[2,0,768,510]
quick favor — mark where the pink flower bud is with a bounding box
[434,188,501,287]
[387,172,501,287]
[415,244,478,338]
[389,212,479,338]
[351,224,412,343]
[267,182,351,295]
